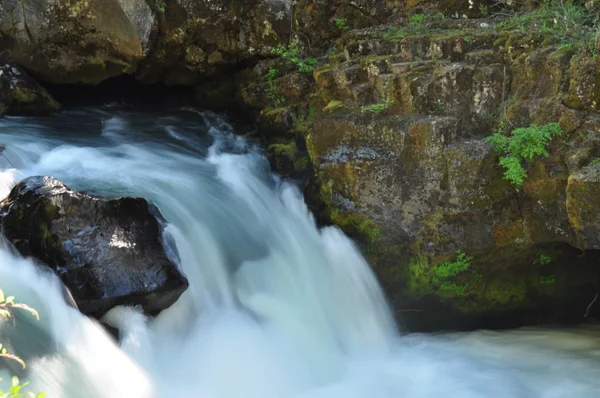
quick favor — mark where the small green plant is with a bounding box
[410,14,425,24]
[498,0,596,55]
[479,4,489,17]
[440,281,467,295]
[383,27,407,40]
[431,251,472,297]
[267,92,286,107]
[540,274,556,285]
[589,157,600,167]
[0,289,44,398]
[335,18,350,31]
[0,375,44,398]
[431,99,445,115]
[537,253,552,265]
[361,100,392,114]
[155,0,166,14]
[486,122,563,185]
[266,68,279,81]
[264,68,285,106]
[433,250,472,279]
[270,44,318,73]
[431,12,446,25]
[383,13,427,40]
[307,106,317,122]
[323,100,344,113]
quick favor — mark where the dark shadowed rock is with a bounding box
[0,176,188,317]
[0,53,60,115]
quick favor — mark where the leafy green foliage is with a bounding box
[431,12,446,25]
[540,274,556,285]
[0,376,45,398]
[265,68,286,106]
[409,14,425,24]
[431,99,445,115]
[486,123,563,185]
[384,28,409,40]
[323,100,344,113]
[430,251,473,297]
[498,156,527,186]
[499,0,597,55]
[266,68,279,81]
[270,44,318,73]
[537,253,552,265]
[479,4,489,17]
[440,281,467,295]
[433,251,472,279]
[335,18,350,31]
[589,157,600,167]
[361,101,392,114]
[155,0,166,14]
[0,290,44,398]
[384,14,427,39]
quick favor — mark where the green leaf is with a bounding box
[5,297,14,305]
[11,376,19,387]
[499,156,527,185]
[0,289,5,303]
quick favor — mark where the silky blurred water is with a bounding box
[0,107,598,398]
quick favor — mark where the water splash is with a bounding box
[0,108,598,398]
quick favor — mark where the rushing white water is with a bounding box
[0,107,599,398]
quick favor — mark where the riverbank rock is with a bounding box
[236,12,600,330]
[0,53,60,115]
[136,0,292,85]
[0,0,151,84]
[0,176,188,317]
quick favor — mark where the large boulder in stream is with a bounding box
[0,176,188,317]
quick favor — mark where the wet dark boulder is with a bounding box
[0,176,188,317]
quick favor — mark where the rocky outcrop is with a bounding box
[0,53,60,115]
[137,0,292,85]
[0,0,293,85]
[0,0,151,84]
[0,0,522,87]
[0,176,188,317]
[236,10,600,330]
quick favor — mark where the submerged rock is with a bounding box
[0,176,188,317]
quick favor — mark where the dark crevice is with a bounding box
[44,75,197,109]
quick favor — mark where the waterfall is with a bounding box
[0,107,598,397]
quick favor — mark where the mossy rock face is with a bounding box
[0,53,60,115]
[0,176,189,318]
[0,0,152,84]
[306,108,600,330]
[239,10,600,331]
[565,54,600,111]
[294,0,390,48]
[137,0,291,85]
[567,163,600,249]
[395,243,600,331]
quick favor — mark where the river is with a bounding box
[0,107,598,397]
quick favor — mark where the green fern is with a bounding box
[486,123,563,185]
